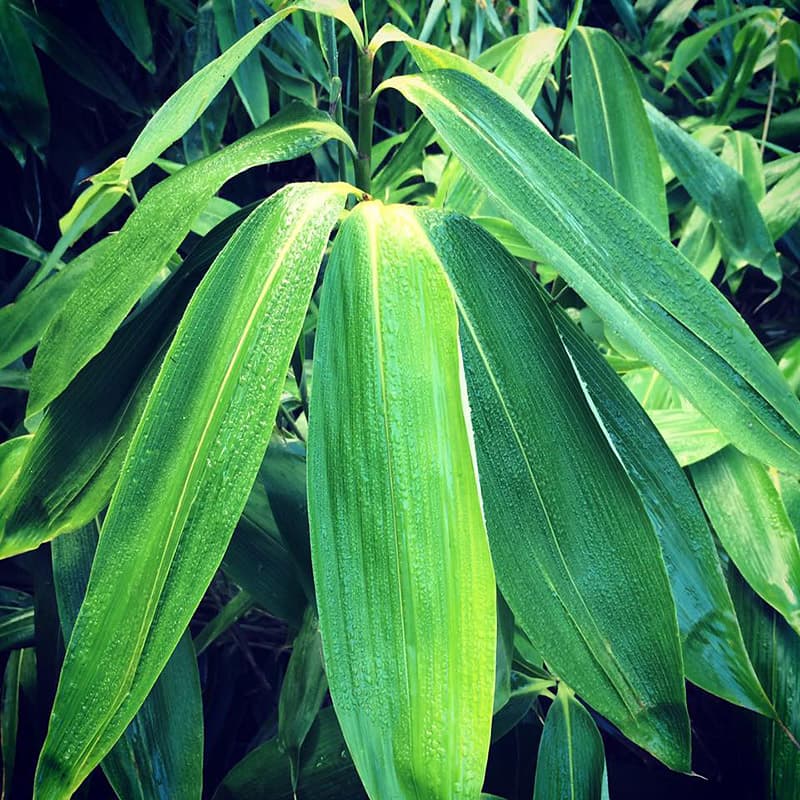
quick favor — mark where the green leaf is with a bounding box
[308,201,496,798]
[384,67,800,473]
[730,565,800,799]
[52,524,203,800]
[278,606,327,790]
[0,223,47,261]
[29,102,353,415]
[0,210,252,558]
[643,0,701,57]
[555,313,771,715]
[213,0,270,126]
[571,26,668,237]
[647,408,729,466]
[414,209,690,770]
[213,707,366,800]
[0,435,31,514]
[691,447,800,638]
[664,7,772,89]
[33,182,349,798]
[1,647,35,797]
[0,0,48,152]
[760,163,800,241]
[646,103,780,282]
[533,685,607,800]
[98,0,154,72]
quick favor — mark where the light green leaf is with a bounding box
[0,210,252,558]
[384,67,800,473]
[29,102,353,415]
[0,224,47,261]
[52,524,203,800]
[572,26,668,237]
[415,209,689,770]
[691,447,800,638]
[647,408,729,466]
[556,313,771,715]
[646,103,780,282]
[308,201,496,798]
[33,182,349,799]
[760,163,800,241]
[533,685,607,800]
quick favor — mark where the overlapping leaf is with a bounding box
[415,209,690,770]
[384,66,800,473]
[308,201,496,798]
[34,182,349,798]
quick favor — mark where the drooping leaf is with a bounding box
[29,103,353,414]
[730,565,800,799]
[98,0,154,72]
[691,447,800,638]
[646,103,780,282]
[555,312,771,715]
[0,0,48,152]
[413,208,689,770]
[533,685,607,800]
[33,182,349,798]
[571,26,668,237]
[760,163,800,241]
[308,201,496,798]
[213,707,365,800]
[52,524,204,800]
[1,209,254,558]
[384,67,800,473]
[277,605,327,789]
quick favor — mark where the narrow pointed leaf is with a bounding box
[730,566,800,799]
[34,182,349,799]
[98,0,154,72]
[555,313,771,715]
[646,103,780,281]
[533,686,607,800]
[52,525,203,800]
[692,447,800,638]
[760,163,800,241]
[308,201,496,799]
[1,209,253,558]
[414,210,690,770]
[571,26,668,237]
[384,67,800,473]
[30,103,353,414]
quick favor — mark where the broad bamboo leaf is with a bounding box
[52,525,203,800]
[384,67,800,473]
[1,209,253,557]
[0,0,48,152]
[308,201,496,798]
[691,448,800,638]
[532,686,607,800]
[730,566,800,799]
[33,182,349,799]
[29,103,353,415]
[571,26,668,237]
[646,103,780,281]
[555,313,771,715]
[277,606,327,789]
[0,223,47,261]
[213,707,365,800]
[647,408,728,466]
[0,435,31,514]
[414,209,690,770]
[98,0,154,72]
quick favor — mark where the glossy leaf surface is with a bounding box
[386,67,800,473]
[308,201,496,798]
[415,209,690,770]
[34,182,349,798]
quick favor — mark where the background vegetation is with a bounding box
[0,0,799,798]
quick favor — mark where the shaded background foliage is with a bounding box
[1,0,799,797]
